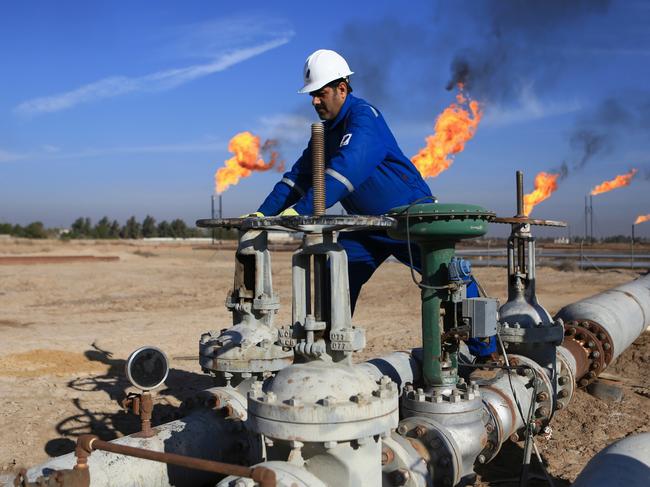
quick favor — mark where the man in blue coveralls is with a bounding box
[252,51,489,328]
[252,49,432,313]
[251,49,495,357]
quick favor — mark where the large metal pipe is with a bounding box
[0,410,256,487]
[573,432,650,487]
[356,351,421,392]
[555,273,650,380]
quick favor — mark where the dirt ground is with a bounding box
[0,238,648,485]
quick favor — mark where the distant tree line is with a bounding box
[0,221,49,239]
[0,215,228,239]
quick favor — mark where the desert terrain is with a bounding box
[0,238,648,485]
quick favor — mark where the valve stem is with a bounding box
[311,122,326,216]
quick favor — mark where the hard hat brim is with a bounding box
[298,71,354,94]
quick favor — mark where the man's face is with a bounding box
[310,83,347,121]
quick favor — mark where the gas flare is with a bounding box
[411,84,482,179]
[214,132,282,194]
[590,168,637,196]
[523,171,561,216]
[634,214,650,225]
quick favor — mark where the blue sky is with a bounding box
[1,0,649,237]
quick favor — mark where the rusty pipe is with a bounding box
[78,435,276,487]
[311,123,326,216]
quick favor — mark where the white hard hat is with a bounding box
[298,49,354,94]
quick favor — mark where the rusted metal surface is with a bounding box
[121,392,155,438]
[563,322,609,386]
[0,255,119,265]
[78,435,276,487]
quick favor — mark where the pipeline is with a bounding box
[1,409,259,487]
[556,273,650,386]
[5,281,649,486]
[573,432,650,487]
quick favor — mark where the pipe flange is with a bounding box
[199,326,294,377]
[498,321,564,345]
[401,384,482,417]
[248,370,399,442]
[397,417,462,487]
[555,350,575,412]
[567,319,614,368]
[478,401,502,464]
[508,355,555,432]
[564,324,606,387]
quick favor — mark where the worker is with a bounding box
[250,49,432,313]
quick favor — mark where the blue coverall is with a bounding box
[258,94,432,313]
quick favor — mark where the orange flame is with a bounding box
[214,132,282,194]
[411,84,482,179]
[590,168,637,196]
[634,214,650,225]
[523,171,561,216]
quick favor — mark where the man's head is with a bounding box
[299,49,354,121]
[310,78,352,121]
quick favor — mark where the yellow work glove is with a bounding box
[279,208,299,216]
[239,211,264,218]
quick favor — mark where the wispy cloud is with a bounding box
[0,139,227,164]
[15,36,291,116]
[0,148,27,163]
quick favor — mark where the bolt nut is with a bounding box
[536,407,549,418]
[558,389,569,398]
[486,424,495,433]
[397,424,409,436]
[380,375,392,386]
[558,376,569,385]
[478,454,486,464]
[388,468,410,486]
[286,397,300,406]
[414,425,427,437]
[603,343,611,350]
[536,392,549,402]
[323,441,337,449]
[263,392,276,403]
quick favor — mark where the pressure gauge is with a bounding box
[125,346,169,391]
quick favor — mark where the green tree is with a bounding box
[157,220,170,237]
[23,221,47,239]
[12,224,25,237]
[142,215,157,238]
[121,216,141,239]
[109,220,121,238]
[70,217,92,238]
[94,217,111,239]
[0,223,12,234]
[170,219,188,238]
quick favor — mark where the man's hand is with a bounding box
[239,211,264,218]
[279,208,299,216]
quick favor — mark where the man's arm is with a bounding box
[257,144,312,216]
[293,106,386,215]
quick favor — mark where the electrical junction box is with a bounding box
[462,298,498,338]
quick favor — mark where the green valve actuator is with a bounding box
[387,203,494,387]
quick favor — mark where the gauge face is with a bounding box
[125,346,169,391]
